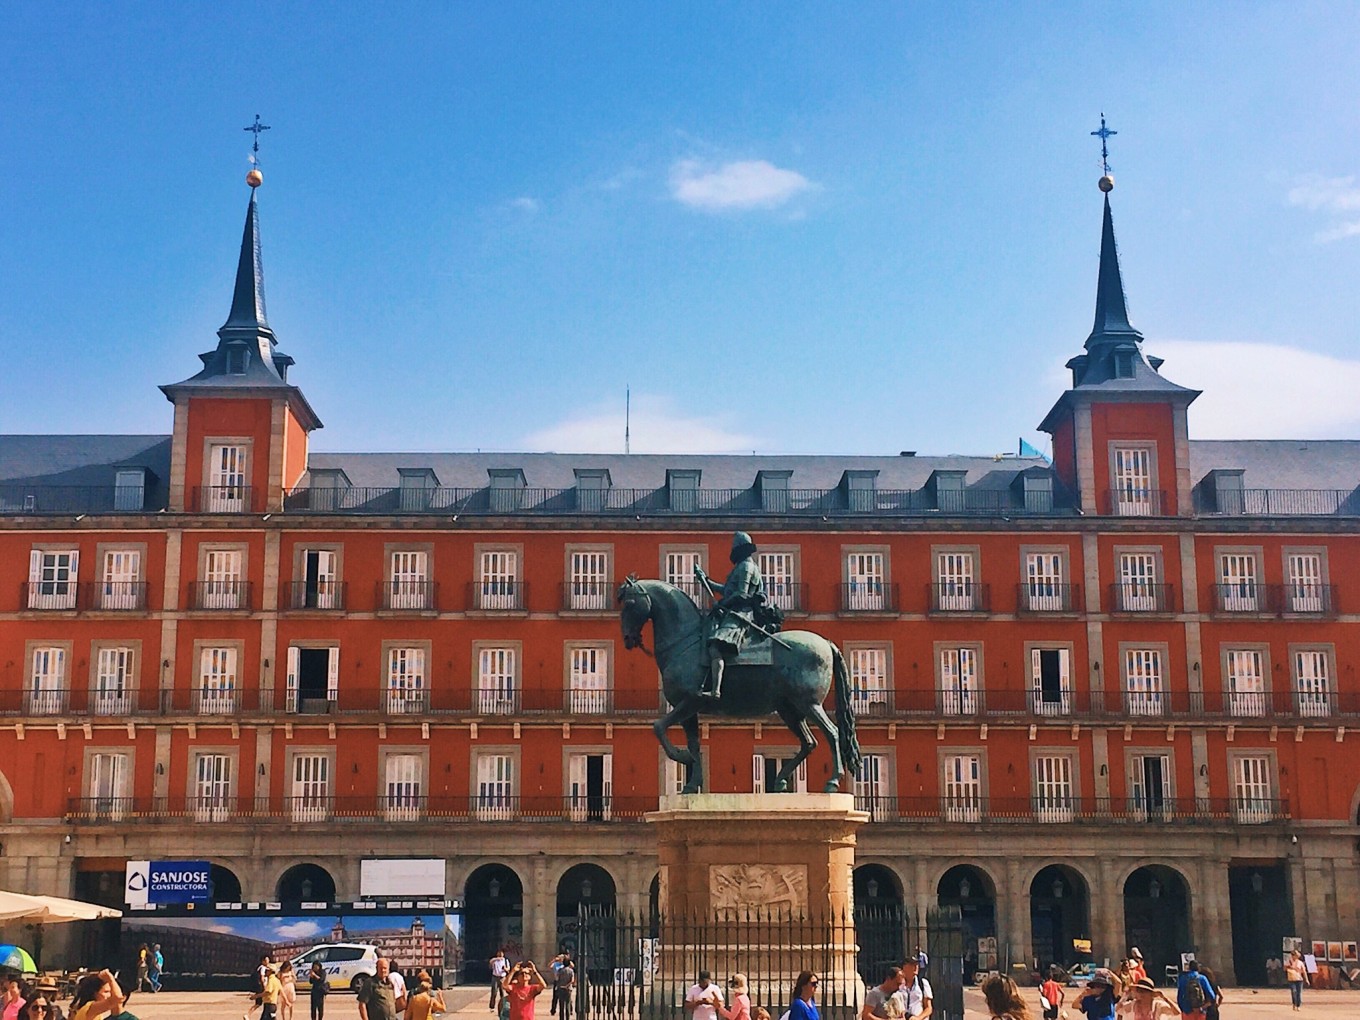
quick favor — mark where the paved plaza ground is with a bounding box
[96,985,1359,1019]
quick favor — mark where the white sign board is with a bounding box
[360,858,446,897]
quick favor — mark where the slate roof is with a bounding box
[1188,440,1360,491]
[303,452,1048,492]
[0,435,171,486]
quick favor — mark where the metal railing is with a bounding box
[1102,488,1168,516]
[376,580,438,611]
[928,582,991,613]
[0,484,153,514]
[839,582,899,612]
[1016,583,1081,613]
[94,581,149,611]
[1109,582,1176,613]
[1278,583,1338,615]
[188,580,253,611]
[191,485,256,513]
[284,482,1076,517]
[856,795,1290,825]
[1194,488,1360,516]
[468,580,528,611]
[287,580,347,610]
[561,581,616,612]
[1209,583,1272,615]
[21,581,79,611]
[20,581,150,612]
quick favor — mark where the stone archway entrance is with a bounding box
[855,864,905,982]
[938,865,997,978]
[464,864,524,982]
[557,864,618,985]
[1123,865,1191,983]
[275,862,336,906]
[1029,865,1090,972]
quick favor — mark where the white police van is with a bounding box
[292,942,379,991]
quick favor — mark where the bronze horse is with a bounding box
[617,576,861,794]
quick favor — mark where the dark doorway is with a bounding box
[210,864,243,903]
[1123,865,1191,983]
[74,868,123,972]
[1029,865,1090,972]
[1229,863,1293,985]
[275,863,336,906]
[855,864,906,983]
[464,864,524,982]
[938,865,997,978]
[556,865,617,986]
[297,649,330,711]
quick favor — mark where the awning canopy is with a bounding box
[0,890,122,923]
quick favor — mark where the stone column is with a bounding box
[911,858,932,930]
[525,856,555,965]
[1196,858,1234,983]
[1003,859,1028,967]
[1095,858,1123,966]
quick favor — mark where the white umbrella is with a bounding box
[0,890,121,923]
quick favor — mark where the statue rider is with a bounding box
[694,531,767,700]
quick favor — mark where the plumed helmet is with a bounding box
[730,531,757,562]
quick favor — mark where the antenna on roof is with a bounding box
[625,386,631,455]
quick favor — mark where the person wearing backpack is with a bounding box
[1175,961,1214,1020]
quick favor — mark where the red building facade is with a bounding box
[2,178,1358,986]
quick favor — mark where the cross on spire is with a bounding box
[244,114,271,164]
[1091,113,1116,176]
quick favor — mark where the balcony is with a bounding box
[1193,487,1360,516]
[560,581,615,612]
[191,485,256,513]
[188,580,253,611]
[468,580,528,612]
[928,582,990,614]
[839,582,899,613]
[1016,583,1081,614]
[1276,583,1338,616]
[64,794,654,824]
[94,581,149,611]
[21,581,78,611]
[0,483,155,515]
[284,482,1078,518]
[764,581,808,614]
[287,580,347,611]
[853,795,1289,825]
[1102,489,1168,516]
[20,581,151,612]
[376,580,438,612]
[1109,582,1176,614]
[1210,583,1271,615]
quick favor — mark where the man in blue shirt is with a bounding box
[1176,960,1215,1019]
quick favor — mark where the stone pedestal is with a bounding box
[647,794,868,1011]
[649,793,867,919]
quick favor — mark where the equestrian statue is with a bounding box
[617,531,862,795]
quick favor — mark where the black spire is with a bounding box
[1086,193,1141,347]
[221,188,272,337]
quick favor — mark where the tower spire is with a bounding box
[1086,114,1140,348]
[220,187,272,337]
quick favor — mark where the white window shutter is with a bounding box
[752,754,765,794]
[1058,648,1071,688]
[1030,647,1041,683]
[29,549,42,585]
[69,548,79,580]
[327,647,340,700]
[286,647,299,712]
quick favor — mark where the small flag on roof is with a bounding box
[1019,438,1050,462]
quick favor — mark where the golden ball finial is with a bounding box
[1098,174,1115,193]
[246,168,264,188]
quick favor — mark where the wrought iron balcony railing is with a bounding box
[855,795,1289,825]
[839,582,899,613]
[376,580,438,612]
[0,484,154,514]
[1108,582,1176,613]
[20,581,151,612]
[191,485,257,513]
[1210,582,1272,615]
[188,580,253,611]
[928,582,991,614]
[560,581,616,612]
[287,580,347,611]
[1102,488,1168,516]
[1016,583,1081,613]
[468,580,528,611]
[1193,487,1360,516]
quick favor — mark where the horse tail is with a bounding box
[831,643,862,778]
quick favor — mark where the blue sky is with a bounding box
[5,4,1360,455]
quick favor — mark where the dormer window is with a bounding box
[842,470,879,512]
[488,468,527,513]
[114,469,147,511]
[225,344,248,375]
[756,470,792,512]
[666,470,701,513]
[398,468,439,512]
[1114,349,1136,379]
[574,469,612,512]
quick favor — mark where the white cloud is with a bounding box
[273,920,324,940]
[509,197,540,214]
[670,159,814,211]
[521,394,762,454]
[1286,174,1360,242]
[1150,339,1360,438]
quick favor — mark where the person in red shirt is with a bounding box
[1039,966,1065,1020]
[502,962,547,1020]
[1128,948,1148,986]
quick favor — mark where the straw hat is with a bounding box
[729,974,748,992]
[1134,977,1156,993]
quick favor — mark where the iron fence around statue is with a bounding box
[571,906,964,1020]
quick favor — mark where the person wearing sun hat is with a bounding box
[1126,949,1147,986]
[1115,976,1176,1019]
